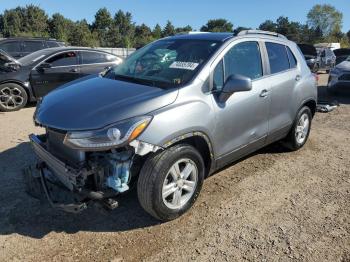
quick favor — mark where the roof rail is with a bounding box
[237,30,287,40]
[175,31,209,35]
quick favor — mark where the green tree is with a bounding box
[152,24,162,39]
[200,19,233,32]
[134,23,153,48]
[114,10,135,48]
[22,5,48,36]
[68,19,98,46]
[2,8,23,36]
[307,4,343,37]
[259,20,277,32]
[162,20,175,37]
[92,8,113,47]
[175,25,193,34]
[49,13,73,41]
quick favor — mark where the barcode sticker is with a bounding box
[169,61,199,70]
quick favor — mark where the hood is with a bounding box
[0,49,20,71]
[35,75,178,131]
[335,60,350,71]
[298,44,317,57]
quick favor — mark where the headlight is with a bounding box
[63,116,152,150]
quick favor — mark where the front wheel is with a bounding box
[284,106,312,151]
[0,83,28,112]
[137,144,205,221]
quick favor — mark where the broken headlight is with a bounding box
[63,116,152,150]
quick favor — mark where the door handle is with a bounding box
[259,89,269,97]
[70,68,78,73]
[295,75,301,81]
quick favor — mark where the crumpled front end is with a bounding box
[24,128,161,213]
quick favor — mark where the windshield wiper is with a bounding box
[113,74,159,87]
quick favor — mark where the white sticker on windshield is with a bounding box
[169,61,199,70]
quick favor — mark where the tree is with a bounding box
[259,20,277,32]
[307,4,343,37]
[175,25,193,34]
[68,19,98,46]
[49,13,73,41]
[92,8,113,47]
[347,30,350,44]
[201,19,233,32]
[114,10,135,48]
[2,8,23,37]
[152,24,162,39]
[162,20,175,37]
[22,5,48,36]
[134,23,153,48]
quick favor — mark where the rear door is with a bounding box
[30,51,80,98]
[79,51,121,76]
[264,42,299,139]
[22,40,45,57]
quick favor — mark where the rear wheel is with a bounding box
[0,83,28,112]
[284,106,312,151]
[137,144,205,221]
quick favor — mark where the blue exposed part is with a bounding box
[105,151,132,193]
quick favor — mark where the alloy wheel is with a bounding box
[0,86,25,110]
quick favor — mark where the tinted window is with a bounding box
[266,42,290,74]
[286,47,297,68]
[46,52,78,67]
[0,41,21,53]
[47,41,60,48]
[213,60,224,91]
[82,51,117,64]
[23,41,44,52]
[224,41,263,80]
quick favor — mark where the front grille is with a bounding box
[339,73,350,81]
[47,129,85,166]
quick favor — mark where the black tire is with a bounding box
[137,144,205,221]
[0,83,28,112]
[284,106,312,151]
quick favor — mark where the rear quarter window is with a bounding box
[266,42,290,74]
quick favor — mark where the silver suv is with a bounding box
[25,30,317,221]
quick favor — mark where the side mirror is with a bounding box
[218,74,252,102]
[37,62,52,71]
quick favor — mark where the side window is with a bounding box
[224,41,263,80]
[81,51,114,64]
[266,42,290,74]
[0,41,21,53]
[46,52,78,67]
[286,47,297,68]
[213,60,224,91]
[23,41,44,52]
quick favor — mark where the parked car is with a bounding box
[328,55,350,93]
[25,30,317,221]
[0,37,66,58]
[316,47,336,72]
[0,47,123,111]
[334,48,350,65]
[0,49,20,72]
[298,44,318,72]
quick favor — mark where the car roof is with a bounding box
[165,32,235,42]
[0,37,60,41]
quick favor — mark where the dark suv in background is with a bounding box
[0,37,65,58]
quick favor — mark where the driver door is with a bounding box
[30,51,80,98]
[210,41,270,164]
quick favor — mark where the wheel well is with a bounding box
[304,100,317,117]
[172,135,212,176]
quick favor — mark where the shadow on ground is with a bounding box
[0,140,290,239]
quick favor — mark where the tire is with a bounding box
[0,83,28,112]
[137,144,205,221]
[284,106,312,151]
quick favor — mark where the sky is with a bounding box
[0,0,349,32]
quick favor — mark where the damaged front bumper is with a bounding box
[24,134,121,213]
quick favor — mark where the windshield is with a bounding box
[18,49,50,66]
[104,39,221,88]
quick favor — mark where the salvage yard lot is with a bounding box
[0,74,349,261]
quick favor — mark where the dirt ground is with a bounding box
[0,74,349,262]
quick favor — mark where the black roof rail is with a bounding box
[237,30,287,40]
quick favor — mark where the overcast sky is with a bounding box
[0,0,349,31]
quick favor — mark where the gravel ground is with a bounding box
[0,74,349,262]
